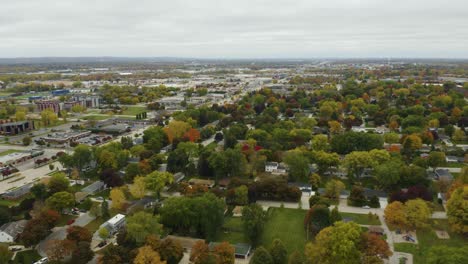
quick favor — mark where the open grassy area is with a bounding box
[84,217,106,233]
[0,149,22,156]
[340,212,381,225]
[121,106,146,116]
[12,249,41,264]
[0,199,19,207]
[216,217,247,244]
[394,219,467,264]
[83,115,112,121]
[261,208,307,254]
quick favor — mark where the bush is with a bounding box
[368,195,380,208]
[248,179,301,202]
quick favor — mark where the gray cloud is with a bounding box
[0,0,467,58]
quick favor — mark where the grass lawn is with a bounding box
[394,219,467,264]
[340,212,381,225]
[0,149,21,156]
[216,217,247,244]
[84,217,106,233]
[83,115,112,121]
[121,106,146,116]
[56,214,78,227]
[12,249,42,264]
[261,208,307,254]
[0,199,19,207]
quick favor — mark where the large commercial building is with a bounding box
[0,120,35,135]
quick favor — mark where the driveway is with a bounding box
[37,212,96,257]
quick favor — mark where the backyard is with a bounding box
[260,208,307,254]
[340,212,381,225]
[394,219,467,264]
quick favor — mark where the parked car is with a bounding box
[33,257,48,264]
[97,241,107,248]
[362,205,371,209]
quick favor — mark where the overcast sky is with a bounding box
[1,0,467,58]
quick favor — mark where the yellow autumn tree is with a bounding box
[110,187,127,210]
[130,176,147,199]
[134,246,166,264]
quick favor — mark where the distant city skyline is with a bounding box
[1,0,467,58]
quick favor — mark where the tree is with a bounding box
[190,241,211,264]
[22,136,32,146]
[45,239,75,262]
[404,198,431,229]
[250,246,273,264]
[15,110,26,121]
[241,204,267,246]
[343,151,374,179]
[304,205,331,238]
[46,191,74,212]
[283,150,309,181]
[99,244,133,264]
[31,183,49,200]
[269,239,287,264]
[324,179,345,199]
[234,185,249,205]
[72,144,92,176]
[427,245,468,264]
[348,184,367,207]
[288,250,305,264]
[134,246,165,264]
[67,226,92,243]
[213,241,235,264]
[330,206,342,223]
[48,172,70,194]
[328,121,342,134]
[0,245,12,264]
[311,151,340,174]
[359,233,392,262]
[130,176,147,199]
[164,120,191,143]
[374,160,402,190]
[41,109,58,126]
[98,227,110,241]
[158,238,184,264]
[0,208,10,226]
[427,152,446,171]
[101,199,110,219]
[384,201,407,229]
[311,134,329,151]
[71,241,94,264]
[127,211,162,244]
[309,173,321,191]
[110,187,127,210]
[145,171,174,198]
[446,186,468,234]
[452,129,466,142]
[304,221,362,264]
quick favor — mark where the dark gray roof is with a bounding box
[82,181,105,194]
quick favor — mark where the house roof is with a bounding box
[0,220,27,238]
[107,214,125,226]
[82,181,105,194]
[165,235,204,250]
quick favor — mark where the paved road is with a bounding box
[37,212,95,257]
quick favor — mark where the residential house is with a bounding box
[0,220,27,243]
[100,214,126,235]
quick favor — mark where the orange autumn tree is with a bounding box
[163,120,191,143]
[184,128,201,142]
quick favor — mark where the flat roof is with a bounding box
[107,213,125,226]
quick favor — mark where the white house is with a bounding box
[100,214,126,235]
[0,220,27,243]
[265,162,279,173]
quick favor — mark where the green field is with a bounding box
[84,217,106,233]
[216,217,247,244]
[0,149,21,156]
[394,220,467,264]
[261,208,308,254]
[82,115,112,121]
[12,250,41,264]
[121,106,146,116]
[340,212,381,225]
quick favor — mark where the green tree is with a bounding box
[241,204,267,246]
[46,191,74,212]
[374,160,402,190]
[288,250,305,264]
[72,144,92,176]
[283,150,310,181]
[269,239,288,264]
[145,171,174,198]
[427,152,446,171]
[324,179,345,199]
[330,206,342,223]
[101,199,110,219]
[127,211,162,244]
[48,172,70,194]
[31,183,49,200]
[304,221,362,264]
[343,151,374,179]
[404,199,432,229]
[446,186,468,234]
[234,185,249,205]
[99,227,110,240]
[22,136,32,146]
[250,246,273,264]
[309,173,321,191]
